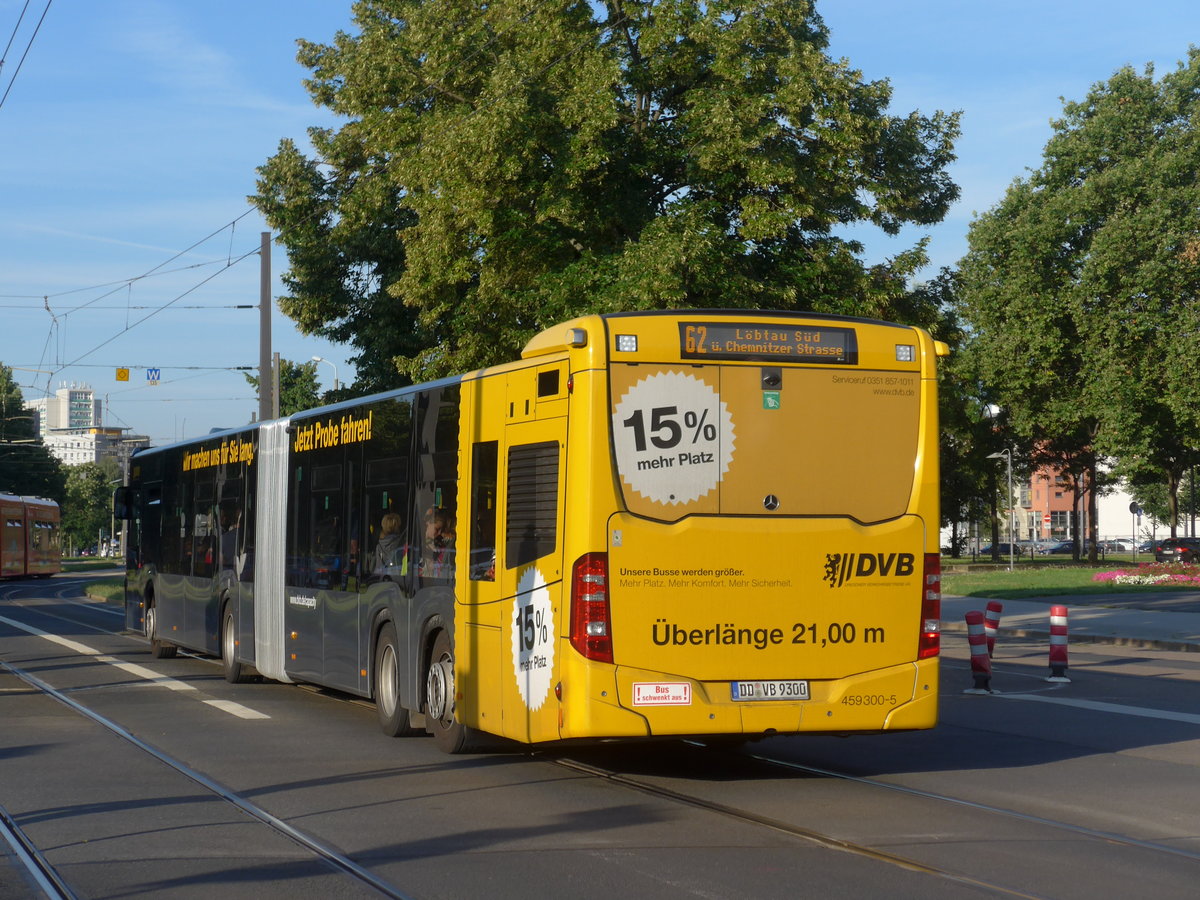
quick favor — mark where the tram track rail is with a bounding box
[551,753,1047,900]
[548,732,1200,900]
[0,655,414,900]
[742,749,1200,865]
[0,801,76,900]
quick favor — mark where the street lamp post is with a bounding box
[988,449,1015,572]
[311,356,339,393]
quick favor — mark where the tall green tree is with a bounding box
[0,364,65,502]
[253,0,960,386]
[62,462,115,553]
[958,50,1200,548]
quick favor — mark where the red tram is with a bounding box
[1,494,62,578]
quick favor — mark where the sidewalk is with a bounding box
[942,594,1200,653]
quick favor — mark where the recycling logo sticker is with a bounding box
[611,370,735,505]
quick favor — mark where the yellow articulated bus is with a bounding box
[117,310,947,753]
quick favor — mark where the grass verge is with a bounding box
[943,563,1198,600]
[85,577,124,605]
[64,558,124,573]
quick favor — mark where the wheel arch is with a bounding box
[368,608,395,701]
[367,606,453,714]
[142,580,156,628]
[417,613,449,714]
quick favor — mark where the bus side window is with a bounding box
[218,478,243,577]
[469,441,498,581]
[362,396,415,589]
[161,474,190,576]
[310,463,343,589]
[414,387,460,584]
[193,472,216,578]
[140,485,162,568]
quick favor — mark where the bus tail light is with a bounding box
[570,552,613,664]
[919,553,941,659]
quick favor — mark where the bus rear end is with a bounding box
[565,312,945,740]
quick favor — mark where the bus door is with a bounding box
[156,475,190,642]
[495,363,568,743]
[287,455,344,685]
[458,436,501,734]
[187,470,218,649]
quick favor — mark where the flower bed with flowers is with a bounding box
[1092,562,1200,586]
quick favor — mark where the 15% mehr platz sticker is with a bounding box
[511,566,555,711]
[611,370,735,505]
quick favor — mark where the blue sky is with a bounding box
[2,1,1196,444]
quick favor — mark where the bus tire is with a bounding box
[375,621,420,737]
[146,597,177,659]
[425,629,480,754]
[221,604,249,684]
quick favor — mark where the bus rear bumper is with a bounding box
[563,658,938,738]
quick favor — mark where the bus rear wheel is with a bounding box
[425,630,479,754]
[375,622,420,737]
[146,599,176,659]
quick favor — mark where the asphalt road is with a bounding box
[2,575,1198,899]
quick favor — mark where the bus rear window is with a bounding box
[610,364,920,523]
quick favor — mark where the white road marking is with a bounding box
[944,660,1200,724]
[94,655,197,691]
[203,699,270,719]
[0,614,268,719]
[998,692,1200,725]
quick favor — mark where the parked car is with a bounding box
[1154,537,1200,564]
[1038,540,1075,555]
[979,543,1019,557]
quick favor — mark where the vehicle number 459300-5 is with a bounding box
[840,694,898,706]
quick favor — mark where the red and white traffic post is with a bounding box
[984,600,1003,657]
[964,611,993,694]
[1046,605,1070,683]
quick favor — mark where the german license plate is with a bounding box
[731,680,809,701]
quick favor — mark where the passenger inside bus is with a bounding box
[372,512,405,577]
[421,507,456,579]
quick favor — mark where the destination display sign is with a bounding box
[679,322,858,364]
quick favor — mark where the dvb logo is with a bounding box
[823,552,915,588]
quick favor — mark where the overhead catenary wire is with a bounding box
[0,258,237,300]
[24,211,265,392]
[1,1,33,72]
[0,0,52,112]
[0,304,257,310]
[11,364,255,371]
[54,242,263,372]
